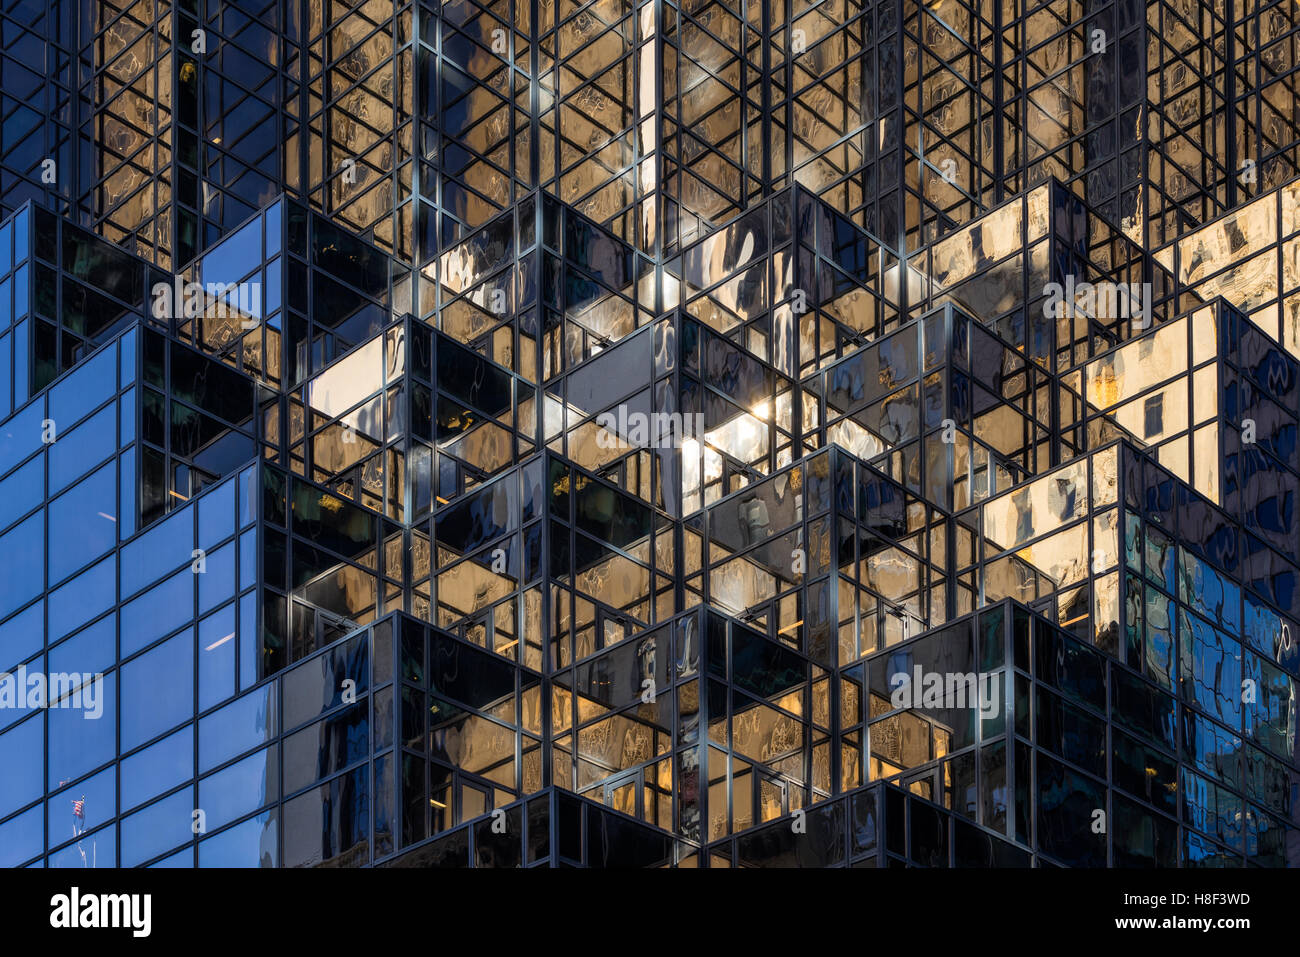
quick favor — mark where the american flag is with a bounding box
[72,797,84,820]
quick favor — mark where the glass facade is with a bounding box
[2,0,1300,870]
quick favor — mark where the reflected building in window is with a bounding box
[2,0,1300,868]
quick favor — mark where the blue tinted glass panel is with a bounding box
[121,630,194,751]
[199,745,278,831]
[239,466,257,527]
[239,589,257,690]
[0,512,43,620]
[49,463,117,584]
[239,529,256,590]
[0,332,10,420]
[200,685,277,772]
[0,453,42,534]
[0,400,42,479]
[119,447,135,540]
[0,652,43,734]
[48,555,115,642]
[12,319,26,402]
[199,809,277,867]
[199,605,236,711]
[0,601,42,679]
[49,615,116,680]
[0,804,42,866]
[50,404,116,493]
[121,504,193,597]
[120,786,193,867]
[49,344,115,429]
[122,726,193,811]
[265,258,281,316]
[0,715,43,818]
[13,264,27,317]
[47,672,115,789]
[198,477,235,551]
[13,209,27,263]
[200,218,260,287]
[47,823,114,868]
[199,542,235,614]
[47,765,115,850]
[120,569,192,657]
[265,203,281,258]
[120,386,135,446]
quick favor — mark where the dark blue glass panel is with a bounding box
[119,326,136,386]
[13,210,27,264]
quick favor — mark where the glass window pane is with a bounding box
[47,822,114,868]
[49,345,115,430]
[0,803,42,867]
[49,403,115,493]
[0,512,43,620]
[47,765,115,851]
[49,463,116,584]
[199,745,278,832]
[47,672,115,789]
[120,569,193,658]
[48,555,115,643]
[122,726,193,811]
[0,715,43,818]
[199,809,278,868]
[121,630,194,751]
[120,786,193,867]
[200,685,277,773]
